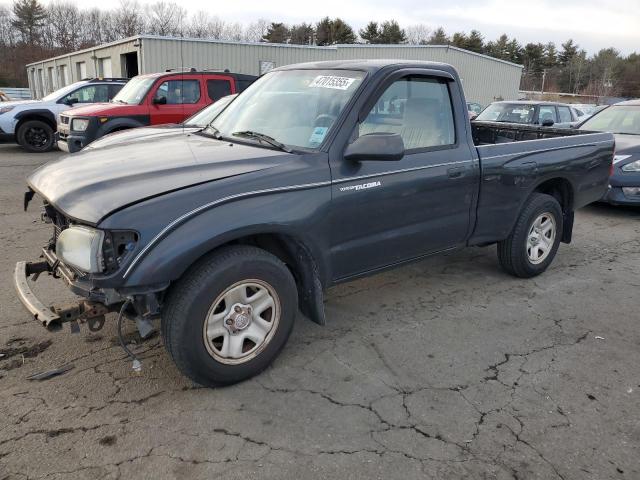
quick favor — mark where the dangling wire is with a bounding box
[117,299,142,372]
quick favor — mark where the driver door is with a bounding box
[149,77,204,125]
[328,73,478,280]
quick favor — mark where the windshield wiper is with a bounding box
[201,124,223,139]
[232,130,292,153]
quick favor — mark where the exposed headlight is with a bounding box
[71,118,90,131]
[0,105,14,114]
[622,159,640,172]
[56,226,105,273]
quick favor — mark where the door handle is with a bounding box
[447,166,466,179]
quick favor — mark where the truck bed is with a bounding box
[467,121,615,245]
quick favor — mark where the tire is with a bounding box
[17,120,55,153]
[497,193,563,278]
[161,245,298,387]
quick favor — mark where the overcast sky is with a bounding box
[47,0,640,55]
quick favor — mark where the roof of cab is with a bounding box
[274,59,459,75]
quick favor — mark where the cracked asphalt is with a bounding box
[1,142,639,479]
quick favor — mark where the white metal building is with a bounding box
[26,35,523,105]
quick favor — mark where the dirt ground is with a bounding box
[1,142,639,480]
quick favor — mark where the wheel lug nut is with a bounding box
[225,319,233,325]
[234,306,241,313]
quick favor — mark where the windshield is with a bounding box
[186,94,237,127]
[210,69,366,150]
[476,103,536,124]
[41,82,87,102]
[111,76,156,105]
[579,106,640,135]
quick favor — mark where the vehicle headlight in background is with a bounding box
[622,187,640,197]
[56,226,105,273]
[71,118,90,131]
[621,159,640,172]
[0,105,14,114]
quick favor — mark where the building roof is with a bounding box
[26,34,524,70]
[614,99,640,106]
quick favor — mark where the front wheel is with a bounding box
[497,193,563,278]
[16,120,55,153]
[161,245,298,387]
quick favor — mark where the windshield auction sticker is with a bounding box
[309,76,356,90]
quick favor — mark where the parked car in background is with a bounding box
[83,94,238,150]
[579,99,640,205]
[572,104,607,120]
[474,101,581,128]
[467,102,483,120]
[0,78,127,152]
[16,60,613,387]
[0,91,11,102]
[57,71,255,153]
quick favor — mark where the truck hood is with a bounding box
[63,102,144,117]
[28,132,286,224]
[1,99,39,108]
[84,124,193,150]
[613,134,640,155]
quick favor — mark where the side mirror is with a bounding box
[153,96,167,105]
[344,133,405,162]
[65,97,78,106]
[541,118,555,127]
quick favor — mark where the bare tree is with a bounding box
[0,4,16,46]
[114,0,145,38]
[405,24,431,45]
[44,1,83,50]
[145,1,186,36]
[243,18,269,42]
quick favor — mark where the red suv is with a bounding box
[57,71,256,153]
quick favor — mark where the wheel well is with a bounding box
[196,233,326,325]
[533,177,574,243]
[16,114,56,133]
[534,178,573,213]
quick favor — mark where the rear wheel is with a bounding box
[17,120,55,153]
[497,193,563,278]
[161,245,298,387]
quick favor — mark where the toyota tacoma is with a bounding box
[14,60,614,386]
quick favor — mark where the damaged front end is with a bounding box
[14,196,165,335]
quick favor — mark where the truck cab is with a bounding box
[57,71,256,153]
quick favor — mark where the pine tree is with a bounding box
[427,27,449,45]
[12,0,47,45]
[263,22,288,43]
[379,20,406,44]
[359,21,380,44]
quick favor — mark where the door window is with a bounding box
[207,79,232,101]
[61,84,110,104]
[154,79,201,104]
[538,106,558,124]
[557,106,573,123]
[357,76,455,150]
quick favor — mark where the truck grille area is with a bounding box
[43,203,69,246]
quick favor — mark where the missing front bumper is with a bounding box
[13,259,115,331]
[14,261,60,326]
